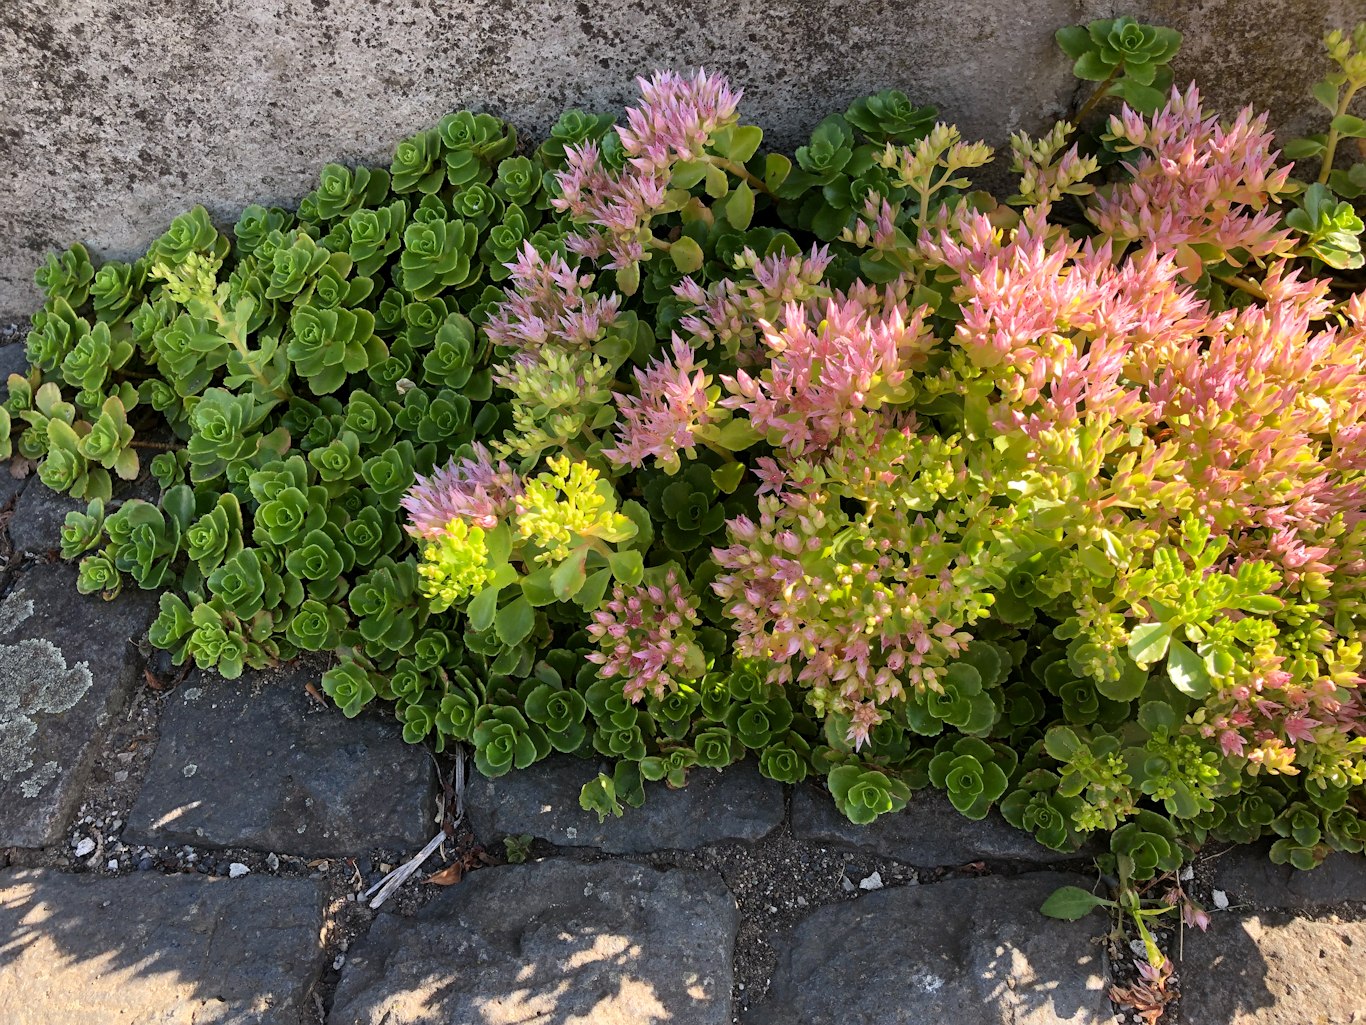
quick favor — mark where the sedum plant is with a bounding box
[8,18,1366,927]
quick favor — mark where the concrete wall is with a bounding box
[0,0,1356,318]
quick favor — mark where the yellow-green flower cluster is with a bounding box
[514,456,635,563]
[416,518,495,612]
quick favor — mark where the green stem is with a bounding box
[1213,272,1269,301]
[913,177,936,238]
[710,156,772,195]
[209,299,289,402]
[1073,67,1123,127]
[701,440,737,462]
[1319,82,1363,184]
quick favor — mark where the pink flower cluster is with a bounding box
[674,246,834,364]
[485,242,621,353]
[617,69,742,175]
[923,203,1204,433]
[1199,642,1365,768]
[554,70,741,269]
[928,194,1366,594]
[1136,267,1366,577]
[604,340,713,469]
[721,290,932,453]
[586,569,705,702]
[1089,85,1295,277]
[712,489,977,724]
[400,444,523,538]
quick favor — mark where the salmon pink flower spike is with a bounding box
[604,339,714,471]
[618,69,743,175]
[402,445,523,538]
[1090,85,1295,278]
[485,242,622,353]
[554,70,742,271]
[587,568,706,702]
[721,291,932,453]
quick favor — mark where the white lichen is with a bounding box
[0,586,35,631]
[19,760,59,798]
[0,636,93,791]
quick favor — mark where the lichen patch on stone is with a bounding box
[0,637,94,789]
[0,586,34,631]
[19,760,59,798]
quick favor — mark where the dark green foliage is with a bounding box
[828,764,911,826]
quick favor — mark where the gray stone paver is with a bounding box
[0,867,326,1024]
[1178,912,1366,1025]
[0,341,28,382]
[790,782,1089,867]
[6,483,82,556]
[0,561,156,847]
[0,467,27,508]
[466,753,783,853]
[331,858,737,1025]
[124,661,437,857]
[746,872,1113,1025]
[1213,844,1366,910]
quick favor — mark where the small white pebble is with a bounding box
[73,837,96,858]
[106,859,118,872]
[266,853,280,872]
[1180,865,1194,881]
[1212,889,1229,910]
[228,863,249,879]
[1129,939,1147,958]
[332,954,346,970]
[113,771,129,784]
[796,895,807,907]
[840,876,855,893]
[859,871,884,891]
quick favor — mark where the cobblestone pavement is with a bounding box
[2,420,1365,1024]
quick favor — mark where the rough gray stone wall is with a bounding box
[1,0,1360,318]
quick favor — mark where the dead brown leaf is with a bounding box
[423,862,464,886]
[1109,958,1175,1024]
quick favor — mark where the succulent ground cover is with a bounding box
[6,13,1366,970]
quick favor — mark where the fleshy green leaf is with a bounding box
[494,596,536,647]
[670,236,705,274]
[1127,622,1171,665]
[1166,638,1211,698]
[467,583,501,634]
[1040,885,1113,920]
